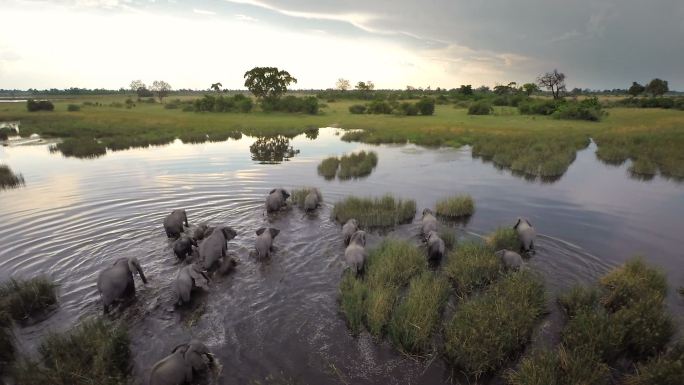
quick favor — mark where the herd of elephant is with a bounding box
[94,187,536,385]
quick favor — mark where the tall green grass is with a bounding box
[0,277,57,321]
[444,241,501,297]
[339,271,368,335]
[290,187,322,209]
[488,227,522,251]
[332,195,416,229]
[507,346,611,385]
[337,151,378,179]
[317,157,339,180]
[50,138,107,158]
[435,194,475,218]
[0,310,14,373]
[624,342,684,385]
[0,165,25,190]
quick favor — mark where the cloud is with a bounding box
[193,8,216,15]
[235,14,258,22]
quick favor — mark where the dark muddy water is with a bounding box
[1,128,683,384]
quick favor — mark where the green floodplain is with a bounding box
[1,93,683,181]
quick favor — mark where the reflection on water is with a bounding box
[0,128,683,385]
[250,136,300,164]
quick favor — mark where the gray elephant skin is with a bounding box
[173,234,196,261]
[255,227,280,258]
[344,230,367,274]
[266,188,290,213]
[191,223,214,242]
[97,257,147,313]
[199,226,238,270]
[422,209,437,236]
[175,263,209,305]
[426,231,445,261]
[149,340,213,385]
[495,249,524,270]
[342,218,358,245]
[304,188,322,212]
[514,217,536,252]
[164,209,189,239]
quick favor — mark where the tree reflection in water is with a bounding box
[250,136,300,164]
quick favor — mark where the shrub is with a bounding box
[12,318,130,385]
[0,165,25,190]
[487,227,522,251]
[435,194,475,218]
[552,98,603,121]
[416,97,435,115]
[444,241,501,297]
[263,96,318,114]
[349,104,367,114]
[398,102,419,116]
[66,104,80,112]
[518,99,562,115]
[367,100,393,114]
[26,99,54,112]
[0,277,57,321]
[194,94,254,113]
[468,101,492,115]
[337,151,378,179]
[444,271,546,377]
[332,195,416,229]
[387,273,449,353]
[317,157,340,179]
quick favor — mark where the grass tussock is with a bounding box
[290,187,322,209]
[12,318,130,385]
[317,157,340,179]
[50,137,107,158]
[624,342,684,385]
[438,229,457,250]
[0,165,25,190]
[598,258,667,312]
[332,195,416,229]
[435,194,475,218]
[507,346,611,385]
[487,227,522,251]
[443,271,546,377]
[0,311,14,372]
[444,241,501,297]
[338,151,378,179]
[339,271,368,335]
[388,273,450,353]
[0,277,57,321]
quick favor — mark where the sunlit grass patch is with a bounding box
[365,239,426,289]
[388,272,449,354]
[435,194,475,218]
[317,157,339,180]
[0,165,25,190]
[444,241,501,297]
[332,195,416,229]
[507,346,611,385]
[290,187,322,209]
[487,227,521,251]
[0,277,57,321]
[337,151,378,179]
[12,318,130,385]
[443,271,546,377]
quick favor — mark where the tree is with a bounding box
[537,70,566,99]
[458,85,473,95]
[151,80,172,103]
[129,80,145,94]
[355,81,375,91]
[645,78,668,97]
[522,83,540,96]
[627,82,645,97]
[335,78,350,91]
[211,82,223,93]
[243,67,297,102]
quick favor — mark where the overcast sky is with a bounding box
[1,0,683,90]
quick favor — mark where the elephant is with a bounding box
[97,257,147,314]
[303,188,322,212]
[191,224,214,243]
[342,218,358,245]
[421,209,438,236]
[426,231,445,261]
[255,227,280,258]
[175,264,209,305]
[149,340,214,385]
[198,226,238,270]
[514,217,536,253]
[173,235,196,261]
[266,188,290,213]
[344,230,367,274]
[164,209,189,239]
[495,249,524,270]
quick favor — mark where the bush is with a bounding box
[468,101,492,115]
[518,99,562,115]
[552,97,603,121]
[435,194,475,218]
[67,104,80,112]
[367,100,393,114]
[26,99,54,112]
[398,102,419,116]
[317,157,340,179]
[13,318,130,385]
[262,96,318,114]
[194,94,254,113]
[416,97,435,115]
[444,242,501,297]
[332,195,416,229]
[0,277,57,321]
[349,104,367,114]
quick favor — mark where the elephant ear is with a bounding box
[172,343,189,353]
[269,228,280,238]
[525,218,533,227]
[185,341,211,370]
[256,227,267,236]
[513,218,522,229]
[269,188,277,195]
[222,227,237,241]
[281,189,290,199]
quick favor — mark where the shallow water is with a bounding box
[1,127,683,384]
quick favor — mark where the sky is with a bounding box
[1,0,683,90]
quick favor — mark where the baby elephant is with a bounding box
[514,217,536,253]
[255,228,280,258]
[149,340,214,385]
[199,226,238,270]
[266,188,290,213]
[191,223,214,243]
[422,209,438,237]
[344,230,367,274]
[342,218,358,245]
[175,264,209,305]
[303,188,322,212]
[97,257,147,314]
[495,249,524,270]
[164,209,189,239]
[173,234,196,261]
[426,231,445,261]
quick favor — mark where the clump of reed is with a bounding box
[290,187,322,209]
[487,226,522,251]
[50,137,107,158]
[316,151,378,180]
[0,277,57,322]
[444,241,501,297]
[332,195,415,229]
[317,157,340,180]
[435,194,475,218]
[0,165,25,190]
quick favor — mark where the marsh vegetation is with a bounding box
[317,150,378,180]
[435,194,475,218]
[0,165,25,190]
[332,195,416,229]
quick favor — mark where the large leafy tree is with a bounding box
[522,83,540,96]
[645,78,668,97]
[243,67,297,102]
[335,78,350,91]
[537,70,566,99]
[627,82,645,97]
[150,80,172,102]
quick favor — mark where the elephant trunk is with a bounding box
[184,211,189,227]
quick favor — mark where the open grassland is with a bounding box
[1,96,683,178]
